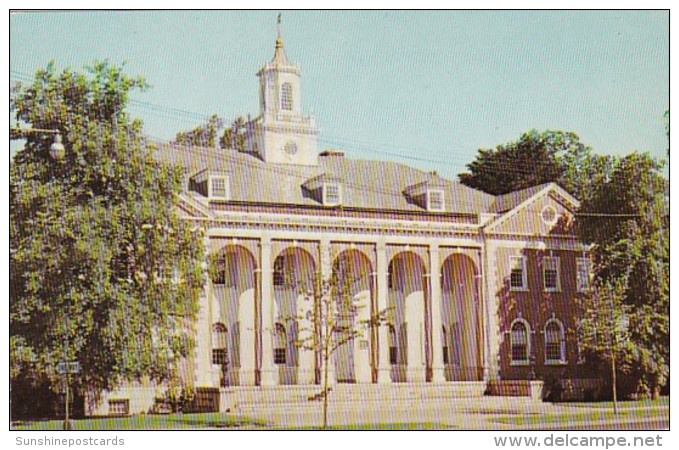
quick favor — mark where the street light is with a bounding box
[10,127,65,161]
[13,126,73,428]
[49,134,65,161]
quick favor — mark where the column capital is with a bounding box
[319,238,331,248]
[260,237,272,248]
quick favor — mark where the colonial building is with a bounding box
[91,28,590,415]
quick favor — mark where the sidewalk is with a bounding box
[234,396,669,430]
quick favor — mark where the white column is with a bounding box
[319,238,336,385]
[375,242,391,383]
[297,292,316,384]
[353,290,372,383]
[429,244,446,383]
[238,284,257,386]
[483,241,500,380]
[259,237,276,386]
[194,236,217,387]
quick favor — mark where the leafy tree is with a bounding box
[459,129,611,201]
[577,153,669,399]
[579,277,631,413]
[173,114,247,152]
[219,115,247,152]
[173,113,224,148]
[664,109,669,156]
[10,61,206,414]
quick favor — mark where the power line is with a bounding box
[11,69,593,177]
[13,68,648,219]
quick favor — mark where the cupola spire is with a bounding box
[272,13,288,64]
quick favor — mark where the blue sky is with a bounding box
[10,10,669,180]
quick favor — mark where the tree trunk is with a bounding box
[323,351,329,430]
[611,352,618,416]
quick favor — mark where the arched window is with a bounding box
[211,255,226,285]
[545,319,566,364]
[212,323,228,365]
[281,82,293,111]
[273,255,286,287]
[274,323,287,365]
[510,319,530,365]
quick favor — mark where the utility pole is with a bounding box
[608,289,618,416]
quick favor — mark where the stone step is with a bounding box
[225,382,486,408]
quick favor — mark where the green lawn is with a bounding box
[559,396,669,409]
[13,415,450,431]
[275,423,452,430]
[493,405,669,426]
[12,413,267,430]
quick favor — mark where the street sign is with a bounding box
[57,361,81,374]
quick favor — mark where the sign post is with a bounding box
[57,361,80,430]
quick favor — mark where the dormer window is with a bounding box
[189,169,231,200]
[427,189,445,212]
[303,173,342,207]
[403,173,447,212]
[323,182,342,206]
[209,175,229,200]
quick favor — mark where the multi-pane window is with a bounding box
[389,325,398,365]
[509,256,527,291]
[323,182,341,206]
[543,256,561,292]
[274,324,287,365]
[212,255,226,285]
[209,176,229,199]
[273,256,286,287]
[212,323,229,365]
[544,320,566,364]
[108,399,130,416]
[427,189,445,212]
[510,320,529,365]
[441,326,449,365]
[576,258,591,292]
[281,83,293,111]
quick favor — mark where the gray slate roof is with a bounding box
[490,183,552,213]
[152,140,527,215]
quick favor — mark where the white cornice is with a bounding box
[484,183,579,233]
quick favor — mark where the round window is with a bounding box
[284,141,298,155]
[541,205,558,225]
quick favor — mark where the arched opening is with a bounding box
[211,245,256,386]
[441,254,482,381]
[331,249,373,383]
[272,247,316,385]
[510,319,530,366]
[544,319,566,364]
[388,251,426,382]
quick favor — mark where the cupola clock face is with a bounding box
[283,141,298,157]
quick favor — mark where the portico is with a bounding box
[203,226,485,387]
